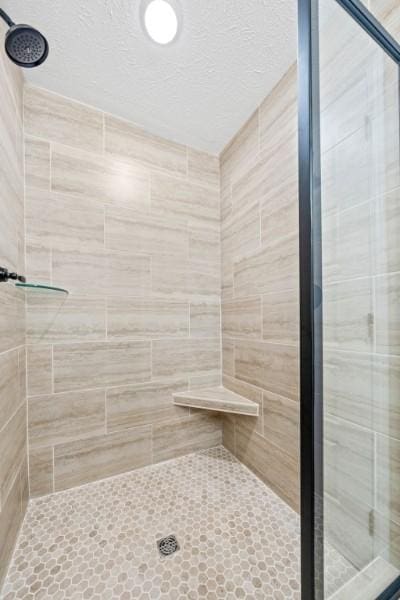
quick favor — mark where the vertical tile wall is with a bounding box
[0,22,27,588]
[24,86,222,495]
[219,64,300,512]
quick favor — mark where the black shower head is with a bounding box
[0,8,48,68]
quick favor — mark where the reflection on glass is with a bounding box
[319,0,400,597]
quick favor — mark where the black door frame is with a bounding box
[298,0,400,599]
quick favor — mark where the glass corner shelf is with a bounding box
[15,283,69,295]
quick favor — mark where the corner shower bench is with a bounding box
[173,386,259,417]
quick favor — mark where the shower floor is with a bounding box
[1,446,354,600]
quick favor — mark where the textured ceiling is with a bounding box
[2,0,297,154]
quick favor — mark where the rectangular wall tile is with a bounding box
[259,64,297,151]
[108,298,189,339]
[222,201,261,261]
[18,346,26,406]
[29,389,106,449]
[107,379,188,431]
[27,294,106,344]
[28,447,54,497]
[189,219,220,266]
[235,421,299,511]
[151,171,219,223]
[222,339,235,377]
[222,297,262,339]
[0,404,26,509]
[27,345,53,397]
[375,272,400,355]
[373,354,400,441]
[105,114,187,176]
[24,136,50,190]
[187,148,219,189]
[190,302,220,338]
[325,494,373,569]
[0,287,25,354]
[0,471,24,587]
[189,373,222,389]
[105,250,151,297]
[234,232,298,297]
[321,126,372,216]
[152,255,220,301]
[52,248,106,296]
[222,416,236,454]
[376,434,400,526]
[235,340,299,401]
[230,158,265,218]
[25,188,104,252]
[153,414,221,463]
[324,349,373,431]
[323,201,372,284]
[262,289,299,346]
[0,349,19,429]
[25,241,52,285]
[325,416,374,507]
[24,86,103,153]
[324,277,373,352]
[53,341,151,392]
[223,374,263,435]
[19,458,28,518]
[220,110,259,185]
[54,426,152,491]
[152,338,220,379]
[51,143,150,212]
[263,390,299,460]
[105,206,188,257]
[374,189,400,276]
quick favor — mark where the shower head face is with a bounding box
[5,24,49,68]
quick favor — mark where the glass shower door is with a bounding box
[298,0,400,598]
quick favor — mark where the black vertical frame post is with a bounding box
[298,0,323,599]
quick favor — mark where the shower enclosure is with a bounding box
[299,0,400,598]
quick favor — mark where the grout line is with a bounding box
[372,275,377,354]
[52,447,55,493]
[104,390,108,435]
[150,424,154,464]
[0,392,26,436]
[102,112,106,155]
[49,142,52,191]
[51,345,54,394]
[373,431,377,512]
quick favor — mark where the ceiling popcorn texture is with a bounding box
[3,0,297,153]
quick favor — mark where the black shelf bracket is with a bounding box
[0,266,26,283]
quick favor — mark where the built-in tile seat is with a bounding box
[173,386,259,417]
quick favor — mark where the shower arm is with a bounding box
[0,8,14,27]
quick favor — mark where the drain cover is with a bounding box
[157,535,180,556]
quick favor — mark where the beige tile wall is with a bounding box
[0,22,27,588]
[220,64,300,512]
[24,86,222,496]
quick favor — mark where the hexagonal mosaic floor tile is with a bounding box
[1,446,355,599]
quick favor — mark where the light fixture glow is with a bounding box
[144,0,179,45]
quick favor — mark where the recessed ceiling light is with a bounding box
[142,0,180,45]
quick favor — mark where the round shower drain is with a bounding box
[157,535,180,556]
